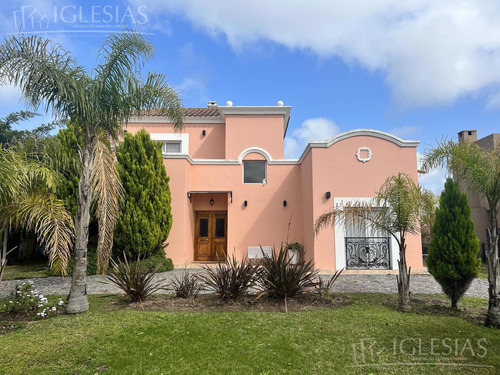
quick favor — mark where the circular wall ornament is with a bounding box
[356,147,372,163]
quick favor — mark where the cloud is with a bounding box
[389,126,421,139]
[175,77,209,106]
[417,152,447,195]
[128,0,500,108]
[284,117,340,158]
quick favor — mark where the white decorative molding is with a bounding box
[149,133,189,155]
[297,129,419,163]
[237,147,273,163]
[159,129,419,167]
[163,147,298,165]
[356,147,372,163]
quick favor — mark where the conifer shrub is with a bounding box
[427,178,480,308]
[114,129,173,259]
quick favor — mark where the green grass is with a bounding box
[478,262,489,280]
[2,260,49,280]
[0,294,498,374]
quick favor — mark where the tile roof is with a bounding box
[183,107,221,117]
[141,107,221,117]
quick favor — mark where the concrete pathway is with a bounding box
[0,270,489,299]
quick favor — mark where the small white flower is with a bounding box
[52,307,56,311]
[58,300,64,306]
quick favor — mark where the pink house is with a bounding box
[126,102,423,271]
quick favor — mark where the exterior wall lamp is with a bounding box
[202,130,206,136]
[244,200,248,207]
[209,194,214,206]
[283,200,287,207]
[325,191,331,199]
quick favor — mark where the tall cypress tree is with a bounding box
[427,178,480,308]
[114,129,172,258]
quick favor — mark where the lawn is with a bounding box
[1,260,49,281]
[0,294,498,374]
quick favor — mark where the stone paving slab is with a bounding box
[0,270,489,299]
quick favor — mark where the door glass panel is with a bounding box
[215,218,225,238]
[199,218,209,237]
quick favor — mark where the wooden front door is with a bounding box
[195,211,227,261]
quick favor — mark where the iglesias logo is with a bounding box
[351,337,494,370]
[12,5,149,34]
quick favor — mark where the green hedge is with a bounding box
[47,247,173,276]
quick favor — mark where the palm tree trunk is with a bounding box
[485,206,500,328]
[397,238,412,311]
[0,226,8,281]
[66,138,94,314]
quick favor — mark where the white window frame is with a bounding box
[333,197,399,271]
[242,160,267,184]
[149,133,189,155]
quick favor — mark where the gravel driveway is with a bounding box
[0,270,489,299]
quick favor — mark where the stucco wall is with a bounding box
[307,135,422,270]
[125,118,422,271]
[224,115,285,159]
[126,122,226,159]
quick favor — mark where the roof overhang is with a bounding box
[127,115,224,124]
[187,190,233,203]
[218,106,291,136]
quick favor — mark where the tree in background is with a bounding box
[420,189,439,255]
[0,111,55,145]
[0,31,183,313]
[0,148,74,281]
[427,178,480,309]
[114,129,172,259]
[424,141,500,328]
[54,123,82,218]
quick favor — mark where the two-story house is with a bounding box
[126,101,423,271]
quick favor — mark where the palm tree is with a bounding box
[315,172,424,310]
[424,140,500,328]
[0,32,183,313]
[0,147,74,281]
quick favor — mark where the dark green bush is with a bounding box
[114,130,173,258]
[47,246,98,276]
[137,252,174,273]
[258,245,318,312]
[199,255,259,301]
[107,252,163,302]
[427,178,480,309]
[47,247,173,276]
[169,269,204,298]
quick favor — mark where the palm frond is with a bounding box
[94,29,154,98]
[0,147,61,207]
[92,137,123,274]
[122,72,184,131]
[315,173,422,242]
[424,140,500,205]
[5,193,74,272]
[0,34,89,121]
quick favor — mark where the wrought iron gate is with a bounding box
[345,237,391,270]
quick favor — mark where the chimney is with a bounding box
[458,130,477,143]
[207,101,218,108]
